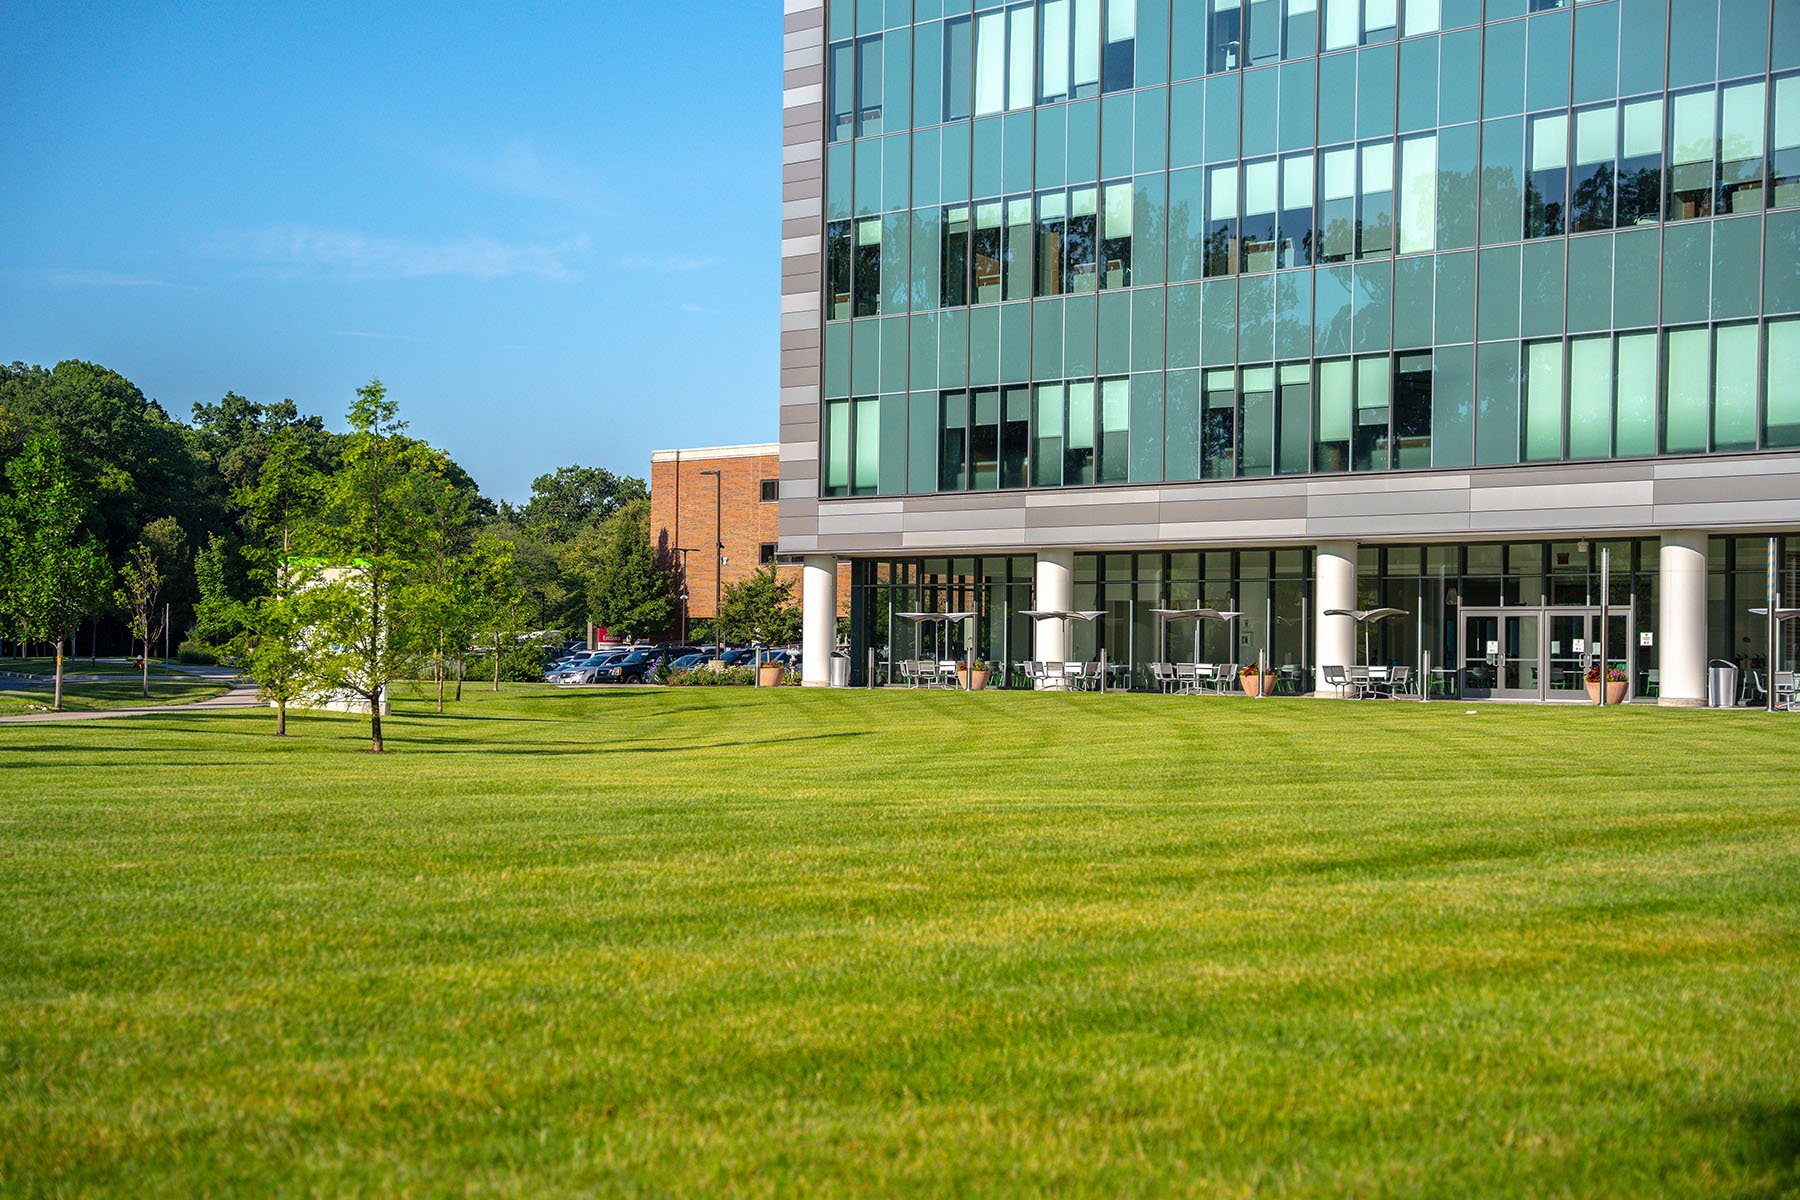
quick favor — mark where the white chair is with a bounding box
[1214,662,1239,694]
[1322,665,1353,698]
[1150,662,1177,694]
[1175,663,1199,695]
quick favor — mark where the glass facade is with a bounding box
[819,0,1800,497]
[850,535,1800,696]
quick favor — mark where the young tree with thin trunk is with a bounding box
[412,458,475,715]
[468,533,528,692]
[0,434,112,710]
[302,381,429,752]
[200,427,323,735]
[115,517,186,697]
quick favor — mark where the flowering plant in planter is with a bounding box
[1584,664,1628,683]
[1238,661,1276,696]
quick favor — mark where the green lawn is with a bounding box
[1,687,1796,1197]
[0,660,228,714]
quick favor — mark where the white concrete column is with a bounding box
[1033,550,1075,688]
[1658,532,1708,707]
[801,555,838,687]
[1314,541,1359,695]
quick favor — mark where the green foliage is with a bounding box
[300,380,436,750]
[663,665,756,686]
[716,564,802,647]
[176,642,219,666]
[582,498,673,641]
[489,642,549,683]
[510,464,647,544]
[0,433,113,706]
[0,360,214,564]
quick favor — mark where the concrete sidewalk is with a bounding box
[0,675,261,725]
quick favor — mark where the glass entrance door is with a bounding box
[1546,612,1592,700]
[1461,608,1635,701]
[1462,610,1539,700]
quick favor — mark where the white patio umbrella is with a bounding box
[1018,608,1105,690]
[1149,608,1243,663]
[896,611,978,688]
[1323,606,1409,666]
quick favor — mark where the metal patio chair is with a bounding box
[1322,665,1353,698]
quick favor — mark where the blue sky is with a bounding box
[0,1,781,503]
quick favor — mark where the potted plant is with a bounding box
[756,652,786,689]
[952,659,993,690]
[1584,664,1628,704]
[1239,662,1275,697]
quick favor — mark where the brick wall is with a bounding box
[648,445,850,633]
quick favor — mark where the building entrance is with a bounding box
[1460,608,1635,702]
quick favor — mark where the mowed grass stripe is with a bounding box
[0,687,1796,1197]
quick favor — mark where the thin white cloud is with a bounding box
[332,330,425,342]
[43,269,191,289]
[216,226,588,282]
[623,254,721,273]
[426,140,612,215]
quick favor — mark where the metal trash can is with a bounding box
[828,653,850,688]
[1707,660,1739,708]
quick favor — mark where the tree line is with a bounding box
[0,360,803,743]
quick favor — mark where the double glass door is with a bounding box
[1460,608,1634,701]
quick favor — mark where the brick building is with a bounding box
[649,444,849,639]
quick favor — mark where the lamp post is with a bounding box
[700,469,722,642]
[674,547,699,645]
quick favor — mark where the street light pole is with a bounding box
[700,469,722,643]
[674,547,699,645]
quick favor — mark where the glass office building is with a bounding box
[779,0,1800,703]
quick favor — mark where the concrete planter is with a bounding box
[1585,680,1628,704]
[955,664,992,690]
[757,664,786,688]
[1239,673,1275,697]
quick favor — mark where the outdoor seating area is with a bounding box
[1324,664,1416,699]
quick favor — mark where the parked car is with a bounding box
[594,648,667,683]
[668,652,714,671]
[548,651,625,684]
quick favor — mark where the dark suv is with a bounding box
[596,648,665,683]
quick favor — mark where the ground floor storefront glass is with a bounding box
[844,533,1800,699]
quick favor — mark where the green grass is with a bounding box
[0,664,230,714]
[1,687,1796,1197]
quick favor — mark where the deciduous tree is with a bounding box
[716,564,802,648]
[302,380,431,752]
[0,434,112,709]
[115,517,187,696]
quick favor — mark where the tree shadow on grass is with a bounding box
[1696,1101,1800,1200]
[0,730,870,768]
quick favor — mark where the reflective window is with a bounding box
[1776,75,1800,209]
[944,17,974,121]
[1394,352,1433,467]
[1203,369,1237,475]
[1242,159,1281,271]
[1315,357,1353,468]
[1277,363,1313,471]
[1614,331,1658,456]
[1240,365,1277,474]
[1668,89,1716,221]
[1398,133,1437,254]
[1568,334,1612,459]
[1570,105,1615,233]
[1523,339,1564,461]
[1280,153,1315,266]
[1619,98,1664,226]
[1099,376,1132,481]
[1719,81,1767,216]
[1712,323,1757,452]
[1769,318,1800,448]
[1663,326,1709,453]
[1526,112,1568,238]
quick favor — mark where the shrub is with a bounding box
[665,666,756,687]
[494,643,550,683]
[176,642,219,666]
